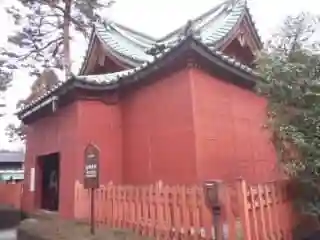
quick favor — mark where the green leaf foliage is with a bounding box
[257,12,320,216]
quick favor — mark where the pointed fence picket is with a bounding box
[74,179,296,240]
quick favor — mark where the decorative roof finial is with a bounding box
[230,0,237,6]
[226,0,238,11]
[183,20,194,36]
[94,13,102,23]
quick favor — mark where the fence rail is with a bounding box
[74,179,295,240]
[236,180,295,240]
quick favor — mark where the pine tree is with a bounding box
[3,0,115,78]
[4,0,114,140]
[0,60,13,117]
[257,13,320,216]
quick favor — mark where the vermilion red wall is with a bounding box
[23,65,281,218]
[22,103,78,219]
[22,100,123,218]
[121,69,197,184]
[0,183,22,209]
[190,68,280,183]
[120,67,279,185]
[76,100,123,184]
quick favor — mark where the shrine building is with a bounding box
[18,0,280,218]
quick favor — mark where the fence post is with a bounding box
[236,179,252,240]
[203,180,223,240]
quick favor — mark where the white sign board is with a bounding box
[29,168,35,192]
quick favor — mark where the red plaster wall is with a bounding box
[22,100,123,218]
[190,68,280,183]
[22,103,78,219]
[22,66,281,219]
[0,183,22,209]
[121,69,197,185]
[76,100,123,184]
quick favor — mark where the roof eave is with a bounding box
[74,78,119,90]
[79,26,144,75]
[117,36,257,88]
[17,78,75,119]
[111,21,158,43]
[244,7,263,49]
[18,35,259,122]
[191,38,257,86]
[78,27,97,75]
[156,1,227,43]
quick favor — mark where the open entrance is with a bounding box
[38,153,60,212]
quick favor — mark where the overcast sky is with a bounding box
[0,0,319,150]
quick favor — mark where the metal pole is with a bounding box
[90,188,95,234]
[212,207,221,240]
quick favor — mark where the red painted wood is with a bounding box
[72,179,296,240]
[0,179,297,240]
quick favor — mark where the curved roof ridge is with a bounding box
[76,69,137,84]
[79,0,256,74]
[156,0,229,42]
[200,0,246,46]
[95,22,154,64]
[107,22,155,49]
[108,21,158,44]
[76,34,256,86]
[96,0,243,45]
[78,26,97,75]
[243,4,264,48]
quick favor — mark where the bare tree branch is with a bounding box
[18,36,64,61]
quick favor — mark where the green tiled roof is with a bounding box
[95,23,155,65]
[18,0,261,119]
[85,0,258,68]
[18,36,258,118]
[75,36,256,85]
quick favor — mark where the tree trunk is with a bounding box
[63,0,72,80]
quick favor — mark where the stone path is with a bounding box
[0,229,17,240]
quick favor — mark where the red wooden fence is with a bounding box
[230,179,296,240]
[0,182,23,209]
[74,179,296,240]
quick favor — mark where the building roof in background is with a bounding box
[0,151,24,163]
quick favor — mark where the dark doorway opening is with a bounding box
[38,153,60,212]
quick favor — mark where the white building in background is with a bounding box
[0,150,24,182]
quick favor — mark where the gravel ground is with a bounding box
[17,213,152,240]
